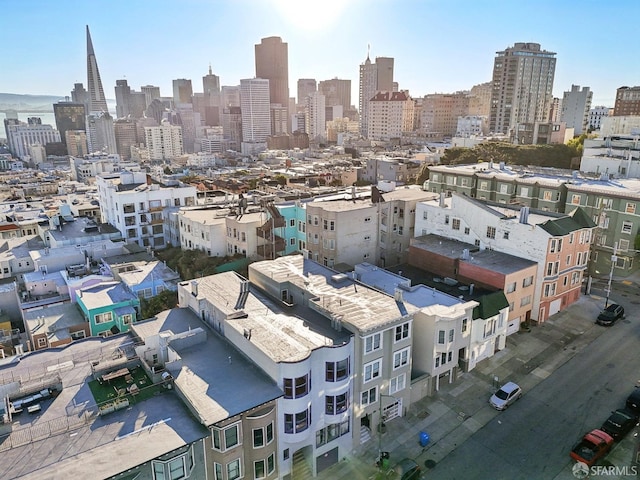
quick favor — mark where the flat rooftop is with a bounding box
[188,272,350,364]
[250,255,418,333]
[47,216,121,243]
[78,281,137,309]
[0,335,207,480]
[133,308,283,427]
[23,303,85,342]
[410,235,537,275]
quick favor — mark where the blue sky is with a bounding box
[2,0,638,107]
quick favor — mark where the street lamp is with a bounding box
[378,392,397,470]
[604,242,618,308]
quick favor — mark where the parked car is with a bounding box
[489,382,522,410]
[601,408,639,441]
[626,387,640,414]
[570,429,614,466]
[390,458,421,480]
[596,304,625,326]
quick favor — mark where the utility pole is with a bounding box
[604,242,618,308]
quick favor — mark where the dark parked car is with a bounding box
[601,408,639,441]
[626,387,640,414]
[596,304,625,326]
[391,458,421,480]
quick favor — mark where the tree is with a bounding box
[163,166,172,175]
[140,289,178,319]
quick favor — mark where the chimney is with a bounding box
[462,249,469,260]
[191,280,199,297]
[394,288,403,303]
[519,206,529,224]
[489,160,494,169]
[439,192,446,207]
[499,162,505,170]
[469,283,474,295]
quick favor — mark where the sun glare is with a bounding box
[272,0,350,31]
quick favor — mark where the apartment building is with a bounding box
[423,161,640,276]
[97,171,197,249]
[408,235,537,334]
[367,91,414,141]
[415,193,596,322]
[177,208,229,256]
[247,255,418,451]
[178,269,354,477]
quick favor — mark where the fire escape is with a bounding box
[256,203,286,259]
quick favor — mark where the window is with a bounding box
[544,283,557,297]
[452,218,460,230]
[486,226,496,239]
[438,330,445,344]
[449,329,454,342]
[325,392,348,415]
[326,358,349,382]
[94,312,112,324]
[543,191,553,201]
[619,239,630,251]
[546,261,559,276]
[462,318,468,333]
[254,460,266,479]
[523,276,533,287]
[626,202,636,214]
[364,332,381,353]
[571,194,581,205]
[152,448,194,480]
[213,462,224,480]
[364,359,382,382]
[253,427,264,448]
[267,453,275,475]
[121,314,132,325]
[445,215,450,225]
[483,319,496,339]
[284,374,310,399]
[598,197,613,209]
[622,221,633,234]
[422,211,428,220]
[393,347,410,369]
[506,282,516,293]
[520,295,532,307]
[503,231,510,240]
[389,373,406,394]
[284,408,310,433]
[266,422,273,444]
[364,216,371,223]
[227,459,241,480]
[520,186,529,198]
[37,337,47,348]
[289,219,295,227]
[395,322,409,342]
[464,227,470,235]
[361,386,377,405]
[435,357,440,368]
[212,423,241,451]
[316,419,350,447]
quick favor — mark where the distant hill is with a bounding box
[0,93,67,111]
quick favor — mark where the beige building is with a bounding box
[367,91,414,141]
[420,92,470,137]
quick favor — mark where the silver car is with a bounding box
[490,381,522,410]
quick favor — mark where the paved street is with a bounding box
[318,286,640,480]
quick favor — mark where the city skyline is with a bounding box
[2,0,640,108]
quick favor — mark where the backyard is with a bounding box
[88,365,165,411]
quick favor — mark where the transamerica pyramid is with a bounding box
[86,25,108,113]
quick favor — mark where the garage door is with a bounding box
[506,317,521,336]
[316,447,339,473]
[549,298,562,316]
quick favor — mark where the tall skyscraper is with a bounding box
[203,65,221,96]
[318,78,351,110]
[489,42,557,136]
[86,112,116,154]
[221,86,241,108]
[255,37,289,132]
[358,51,395,138]
[54,102,86,147]
[86,26,108,113]
[305,92,326,142]
[71,83,89,112]
[297,79,317,105]
[561,85,592,135]
[173,79,193,105]
[141,85,161,108]
[240,78,271,154]
[114,80,132,118]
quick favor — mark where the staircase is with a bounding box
[292,450,312,480]
[360,424,372,444]
[256,203,286,259]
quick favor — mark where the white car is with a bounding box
[489,381,522,410]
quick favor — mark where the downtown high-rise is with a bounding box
[489,42,556,137]
[358,52,394,138]
[255,36,289,133]
[86,25,108,113]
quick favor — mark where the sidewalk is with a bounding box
[318,293,605,480]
